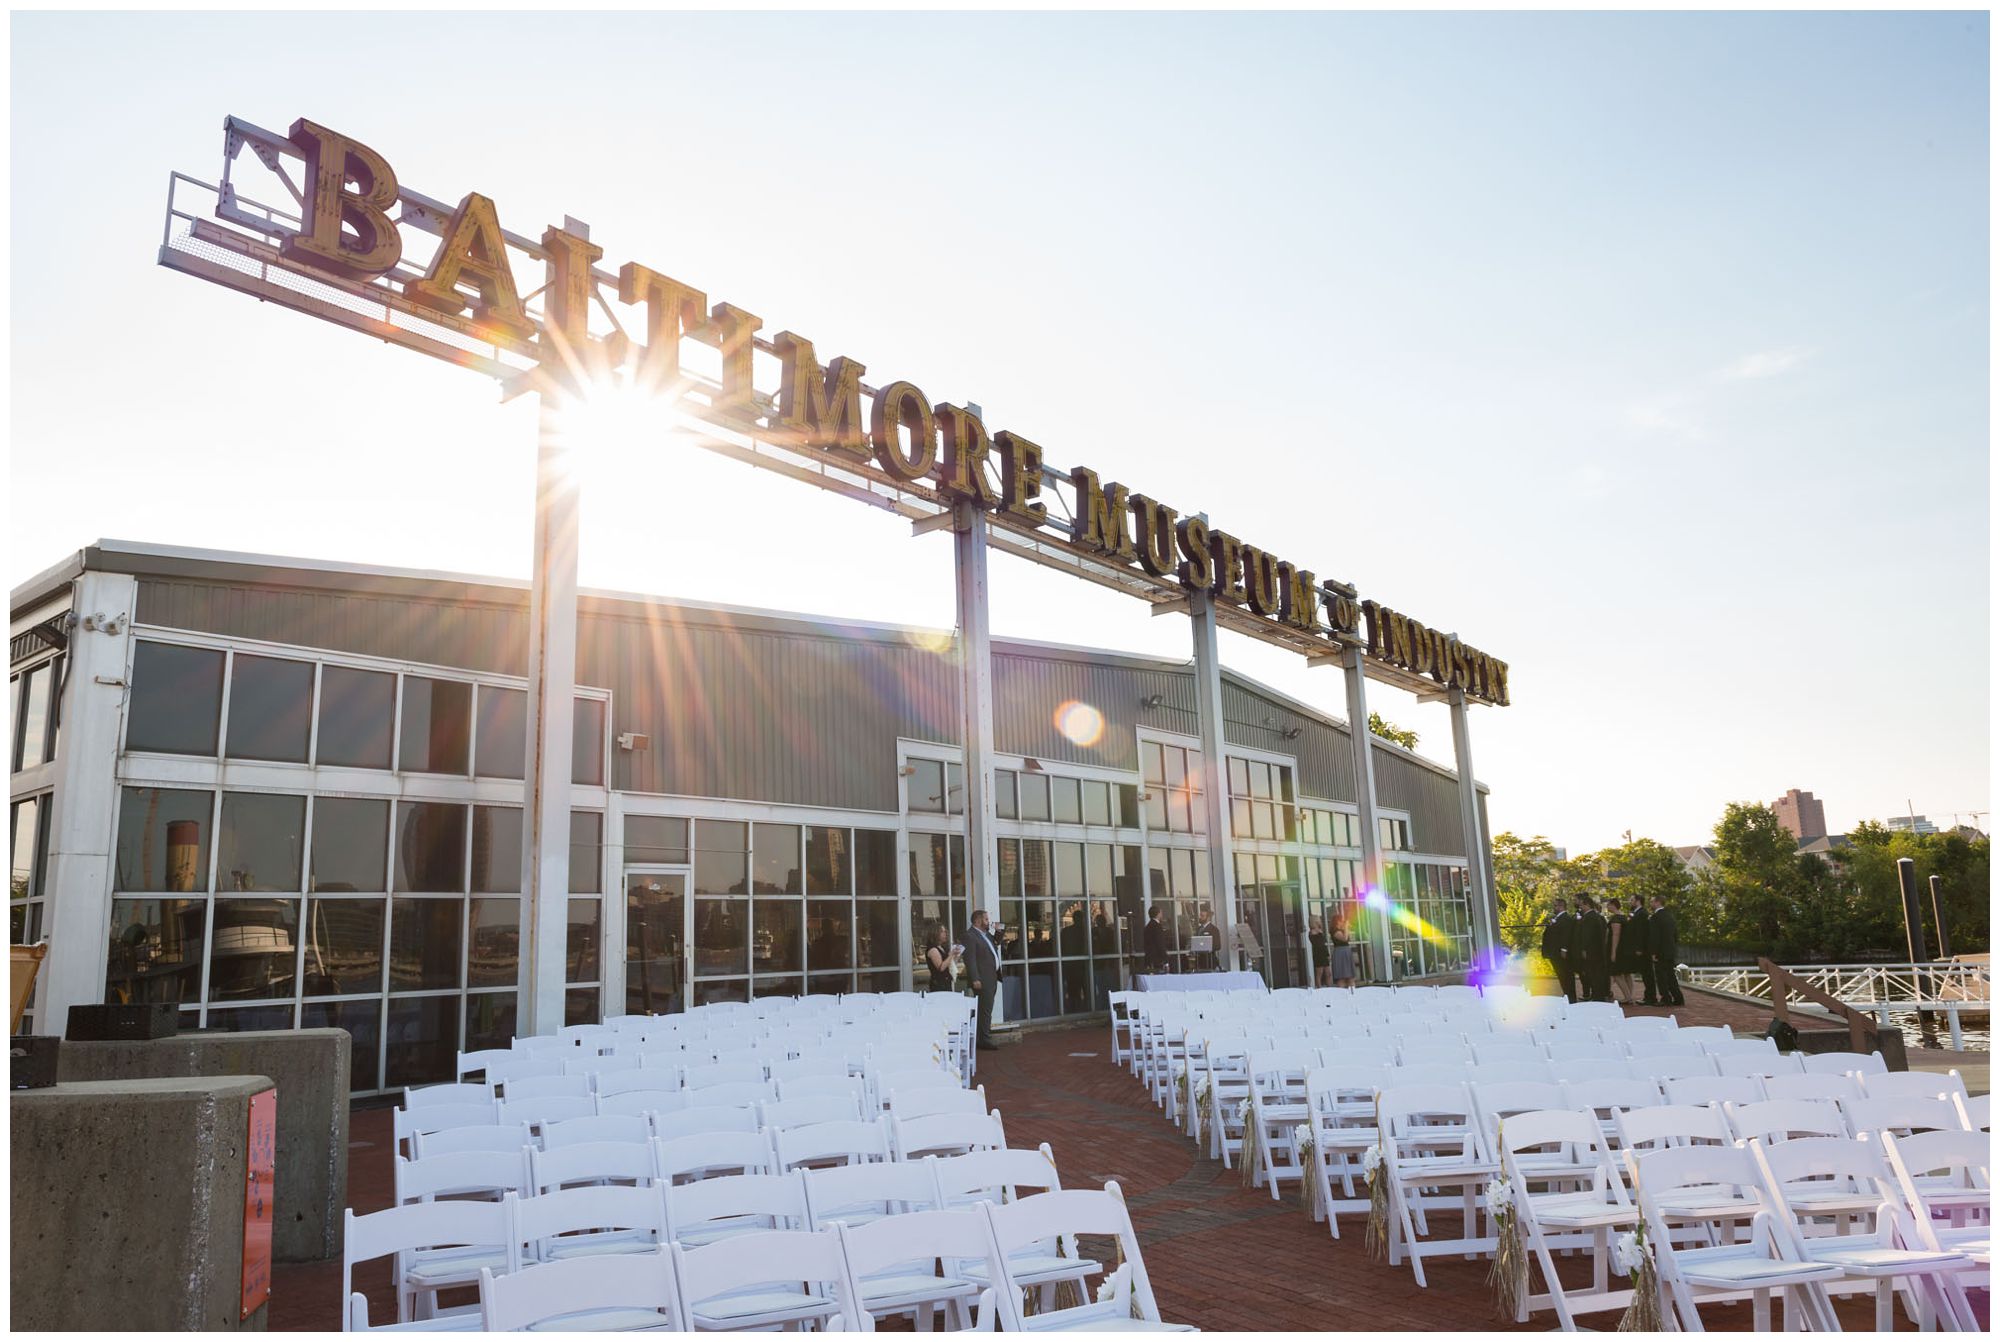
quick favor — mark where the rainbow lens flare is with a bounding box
[1053,700,1105,747]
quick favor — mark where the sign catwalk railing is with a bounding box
[157,114,1512,1023]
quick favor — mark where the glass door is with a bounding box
[624,868,688,1016]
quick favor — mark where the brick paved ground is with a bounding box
[270,996,1987,1331]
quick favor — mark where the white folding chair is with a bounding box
[1634,1054,1719,1082]
[404,1082,495,1110]
[1763,1072,1864,1104]
[685,1060,766,1089]
[1750,1135,1972,1331]
[1861,1069,1969,1102]
[1561,1078,1662,1148]
[596,1067,684,1098]
[411,1122,532,1160]
[344,1197,513,1329]
[689,1080,778,1108]
[652,1104,760,1141]
[394,1149,530,1206]
[1631,1143,1843,1331]
[1716,1051,1805,1079]
[1565,1000,1625,1031]
[1842,1095,1964,1139]
[495,1094,597,1133]
[596,1088,690,1119]
[978,1184,1193,1332]
[804,1157,941,1230]
[1880,1128,1991,1329]
[1245,1048,1317,1198]
[1722,1096,1849,1145]
[886,1085,989,1121]
[892,1110,1007,1160]
[511,1182,670,1264]
[670,1227,863,1331]
[665,1171,810,1248]
[454,1048,512,1083]
[773,1118,892,1171]
[1661,1075,1766,1107]
[1951,1092,1990,1132]
[1801,1050,1889,1077]
[655,1130,777,1185]
[835,1207,993,1331]
[478,1246,684,1331]
[776,1073,870,1105]
[529,1140,658,1195]
[501,1073,593,1102]
[1377,1082,1498,1286]
[542,1113,651,1149]
[393,1101,500,1157]
[1498,1107,1640,1329]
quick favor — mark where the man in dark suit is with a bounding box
[1194,904,1223,973]
[1575,897,1610,1001]
[1541,898,1577,1002]
[1626,896,1657,1006]
[963,908,1001,1050]
[1142,905,1169,973]
[1648,895,1684,1006]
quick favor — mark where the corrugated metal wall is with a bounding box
[133,571,1485,855]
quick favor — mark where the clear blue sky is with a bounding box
[10,11,1989,851]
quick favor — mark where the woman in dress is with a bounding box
[924,923,960,992]
[1607,903,1633,1004]
[1309,918,1332,987]
[1329,916,1358,989]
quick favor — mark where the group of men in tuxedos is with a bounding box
[1540,893,1683,1006]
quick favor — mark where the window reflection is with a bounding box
[302,898,384,997]
[312,797,388,892]
[208,898,299,1000]
[225,655,313,763]
[468,898,520,988]
[128,643,223,756]
[116,787,213,892]
[566,898,600,982]
[217,793,305,893]
[106,897,206,1006]
[399,677,471,774]
[317,666,394,769]
[395,802,466,893]
[475,686,526,779]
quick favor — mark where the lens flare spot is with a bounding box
[1053,700,1105,747]
[904,628,955,655]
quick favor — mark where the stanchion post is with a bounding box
[1188,592,1240,972]
[1342,648,1393,982]
[1894,857,1935,1043]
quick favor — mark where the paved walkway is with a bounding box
[272,1000,1987,1331]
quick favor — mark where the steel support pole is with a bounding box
[1188,592,1240,971]
[1894,857,1934,1042]
[956,503,1000,926]
[521,393,580,1035]
[1342,649,1393,982]
[1448,687,1499,968]
[1926,874,1952,960]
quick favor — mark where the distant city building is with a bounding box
[1773,788,1828,841]
[1885,815,1940,836]
[1673,845,1716,874]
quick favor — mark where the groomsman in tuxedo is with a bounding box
[962,909,1001,1050]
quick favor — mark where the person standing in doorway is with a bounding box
[963,909,1001,1050]
[1329,915,1359,988]
[1309,918,1331,987]
[924,923,960,993]
[1142,905,1169,974]
[1648,895,1684,1007]
[1541,898,1576,1002]
[1626,895,1657,1006]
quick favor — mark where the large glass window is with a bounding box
[399,677,472,775]
[14,660,55,769]
[106,897,207,1006]
[467,899,521,988]
[471,806,522,894]
[572,698,606,786]
[626,814,688,865]
[394,802,467,893]
[1140,740,1203,835]
[116,787,213,891]
[316,666,394,769]
[1228,757,1298,842]
[301,898,384,997]
[569,811,603,893]
[127,642,224,756]
[474,686,526,780]
[389,898,462,992]
[311,797,388,892]
[216,793,306,893]
[208,898,299,1001]
[225,655,313,763]
[907,758,946,814]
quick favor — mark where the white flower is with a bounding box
[1361,1144,1383,1177]
[1237,1099,1253,1122]
[1675,963,1690,977]
[1611,1230,1643,1277]
[1484,1178,1513,1217]
[1293,1125,1313,1153]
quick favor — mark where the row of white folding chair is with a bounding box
[359,1145,1156,1332]
[1496,1109,1984,1331]
[466,1182,1182,1333]
[405,1108,1011,1195]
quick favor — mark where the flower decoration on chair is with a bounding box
[1362,1138,1390,1261]
[1293,1125,1317,1213]
[1484,1175,1526,1321]
[1237,1099,1260,1188]
[1611,1223,1663,1332]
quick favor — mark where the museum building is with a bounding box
[11,541,1495,1095]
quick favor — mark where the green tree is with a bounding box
[1491,832,1608,968]
[1837,826,1989,957]
[1709,802,1803,951]
[1594,838,1695,918]
[1368,712,1418,751]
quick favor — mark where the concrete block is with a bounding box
[12,1076,272,1331]
[58,1028,349,1261]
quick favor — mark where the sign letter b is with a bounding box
[281,119,401,279]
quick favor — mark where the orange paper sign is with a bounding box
[242,1087,276,1318]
